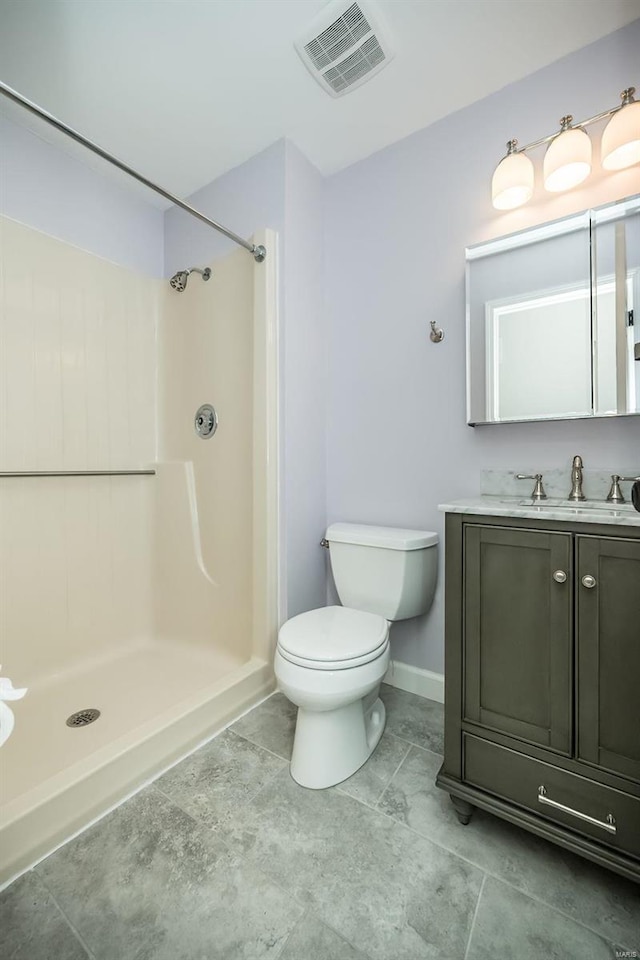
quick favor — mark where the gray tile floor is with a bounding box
[2,685,639,960]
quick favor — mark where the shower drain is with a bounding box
[66,708,101,728]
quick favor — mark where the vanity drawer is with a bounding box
[463,734,640,860]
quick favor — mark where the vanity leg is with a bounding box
[450,795,475,825]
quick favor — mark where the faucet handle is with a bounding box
[516,473,547,501]
[606,474,640,503]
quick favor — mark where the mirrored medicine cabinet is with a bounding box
[466,194,640,425]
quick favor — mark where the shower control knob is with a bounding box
[194,404,218,439]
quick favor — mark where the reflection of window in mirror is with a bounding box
[485,285,592,421]
[593,276,635,415]
[484,274,636,422]
[593,204,640,417]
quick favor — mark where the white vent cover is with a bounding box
[295,1,393,98]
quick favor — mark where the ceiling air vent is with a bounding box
[295,1,393,98]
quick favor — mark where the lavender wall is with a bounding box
[0,114,164,275]
[283,142,326,617]
[324,22,640,674]
[163,140,286,275]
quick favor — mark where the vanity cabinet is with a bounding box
[463,526,572,754]
[577,536,640,783]
[437,512,640,883]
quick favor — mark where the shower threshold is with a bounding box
[0,640,273,887]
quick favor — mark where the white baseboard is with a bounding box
[383,660,444,704]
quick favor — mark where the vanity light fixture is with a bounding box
[491,86,640,210]
[491,140,535,210]
[543,116,592,193]
[602,87,640,170]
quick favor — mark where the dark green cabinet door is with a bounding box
[577,536,640,783]
[464,525,573,753]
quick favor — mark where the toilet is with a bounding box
[275,522,438,789]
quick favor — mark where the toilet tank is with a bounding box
[326,523,438,621]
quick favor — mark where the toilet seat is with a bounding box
[277,639,389,671]
[277,606,389,671]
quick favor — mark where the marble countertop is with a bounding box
[438,496,640,527]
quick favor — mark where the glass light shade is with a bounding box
[491,151,534,210]
[544,126,592,192]
[601,100,640,170]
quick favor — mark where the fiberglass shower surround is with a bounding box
[0,81,278,887]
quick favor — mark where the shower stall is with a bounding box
[0,89,279,885]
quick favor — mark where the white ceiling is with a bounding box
[1,0,639,202]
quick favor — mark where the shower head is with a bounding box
[169,270,189,291]
[169,266,211,292]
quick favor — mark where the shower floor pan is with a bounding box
[0,640,274,886]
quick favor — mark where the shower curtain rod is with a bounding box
[0,81,267,263]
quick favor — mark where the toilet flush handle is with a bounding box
[320,538,330,549]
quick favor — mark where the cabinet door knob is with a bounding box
[553,570,567,583]
[581,574,597,589]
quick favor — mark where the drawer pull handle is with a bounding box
[537,786,616,834]
[553,570,567,583]
[581,574,597,589]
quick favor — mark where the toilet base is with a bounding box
[290,694,386,790]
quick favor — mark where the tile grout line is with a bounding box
[152,760,289,837]
[228,703,445,819]
[214,828,309,912]
[229,712,436,814]
[463,872,487,960]
[374,740,414,810]
[231,757,292,809]
[371,797,635,950]
[116,777,316,953]
[227,721,424,814]
[270,910,307,960]
[212,828,376,960]
[268,906,376,960]
[382,730,437,751]
[148,780,320,953]
[229,691,440,761]
[315,913,377,960]
[150,781,206,821]
[38,874,99,960]
[227,726,292,764]
[333,787,380,811]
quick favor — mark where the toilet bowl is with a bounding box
[275,523,439,790]
[276,606,390,789]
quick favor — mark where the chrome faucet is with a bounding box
[516,473,547,500]
[568,455,586,501]
[606,474,640,503]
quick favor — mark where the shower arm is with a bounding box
[0,81,267,264]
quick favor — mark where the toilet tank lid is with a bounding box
[326,522,438,551]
